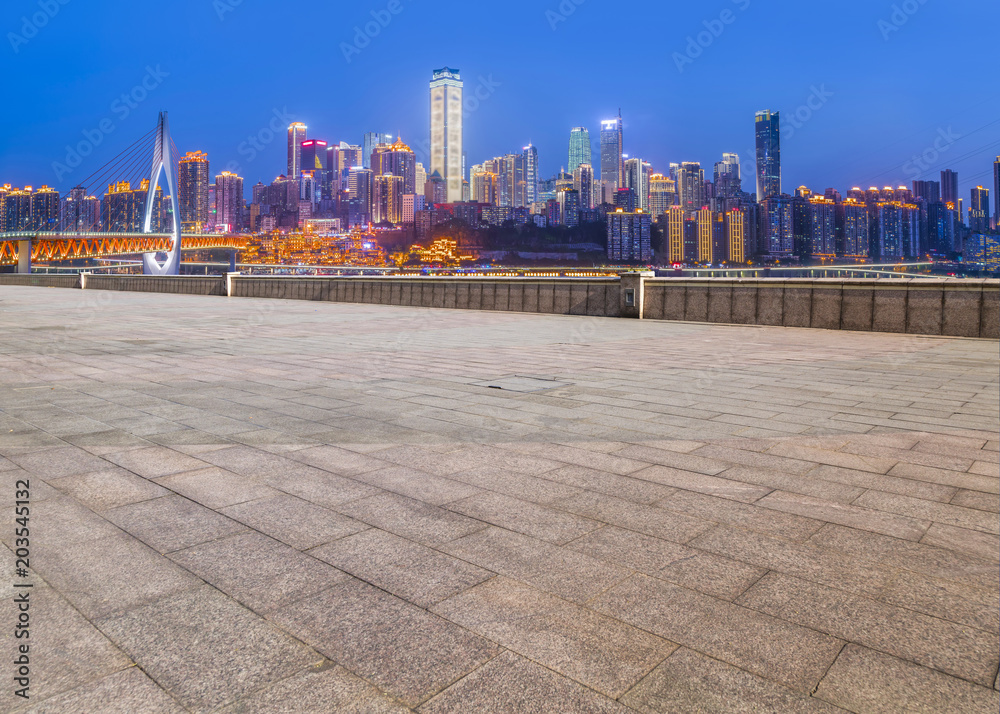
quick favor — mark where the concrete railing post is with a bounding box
[17,240,31,274]
[226,272,240,297]
[620,271,654,319]
[80,272,89,290]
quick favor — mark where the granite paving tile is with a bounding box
[104,494,248,553]
[814,644,1000,713]
[221,493,366,550]
[273,577,499,707]
[154,466,279,509]
[335,492,487,545]
[853,489,999,534]
[446,491,602,544]
[590,574,844,693]
[757,490,931,540]
[432,577,676,699]
[47,468,169,512]
[21,667,185,714]
[738,572,1000,686]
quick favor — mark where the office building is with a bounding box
[60,187,100,232]
[600,112,623,195]
[363,132,393,169]
[761,194,793,256]
[372,174,404,224]
[726,209,747,263]
[557,188,580,228]
[287,123,307,179]
[607,208,651,262]
[912,180,940,204]
[842,199,870,257]
[624,157,651,212]
[755,110,781,200]
[372,137,417,194]
[348,167,373,225]
[430,67,464,202]
[666,205,684,263]
[523,144,538,205]
[568,127,591,174]
[994,157,1000,229]
[941,169,959,213]
[179,150,210,233]
[402,194,425,224]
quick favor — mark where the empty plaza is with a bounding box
[1,285,997,713]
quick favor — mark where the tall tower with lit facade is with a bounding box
[523,144,538,206]
[994,157,999,229]
[969,186,990,233]
[179,151,210,233]
[430,68,464,203]
[755,111,781,200]
[600,113,624,199]
[568,127,591,175]
[214,171,244,232]
[287,123,307,178]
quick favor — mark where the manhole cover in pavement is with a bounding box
[474,376,572,393]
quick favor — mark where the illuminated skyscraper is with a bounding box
[363,132,393,169]
[430,67,464,203]
[179,151,210,233]
[761,194,793,256]
[940,169,959,213]
[726,209,746,263]
[523,144,538,206]
[969,186,990,233]
[61,186,100,232]
[568,127,591,174]
[287,123,307,178]
[573,163,593,210]
[348,167,373,225]
[714,153,742,201]
[842,199,870,257]
[607,208,651,262]
[624,158,651,212]
[677,162,705,213]
[667,205,684,263]
[415,162,427,197]
[649,174,676,219]
[372,174,404,224]
[994,157,999,229]
[372,137,417,194]
[600,113,623,196]
[215,171,244,232]
[755,110,781,200]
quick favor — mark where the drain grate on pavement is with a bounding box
[473,375,572,393]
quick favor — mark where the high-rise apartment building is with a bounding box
[287,123,307,179]
[568,127,591,174]
[101,180,161,232]
[842,199,870,257]
[214,171,244,232]
[60,186,100,232]
[607,208,651,262]
[714,153,742,202]
[179,151,210,233]
[430,67,464,203]
[348,167,373,225]
[666,205,684,263]
[30,185,60,230]
[912,180,940,204]
[649,174,676,219]
[755,111,781,200]
[623,158,651,212]
[677,162,705,213]
[573,163,593,210]
[600,113,623,196]
[726,209,747,263]
[969,186,990,233]
[761,194,793,256]
[372,174,404,224]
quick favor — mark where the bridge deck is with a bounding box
[1,287,997,712]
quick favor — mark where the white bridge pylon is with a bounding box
[142,111,181,275]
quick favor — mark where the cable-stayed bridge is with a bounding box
[1,112,246,274]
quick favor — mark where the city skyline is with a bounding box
[1,0,996,206]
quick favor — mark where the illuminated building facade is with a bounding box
[573,163,593,210]
[649,174,676,219]
[697,207,713,263]
[568,127,591,174]
[215,171,244,232]
[677,162,705,214]
[102,180,162,232]
[600,113,623,197]
[842,199,870,257]
[523,144,538,206]
[667,205,684,263]
[430,67,464,202]
[607,208,651,262]
[624,158,651,212]
[761,194,793,256]
[287,123,307,178]
[61,186,100,232]
[179,150,210,233]
[372,174,403,224]
[30,185,60,230]
[755,110,781,200]
[372,137,417,194]
[726,208,746,263]
[363,132,392,170]
[969,186,990,233]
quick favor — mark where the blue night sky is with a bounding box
[1,0,997,203]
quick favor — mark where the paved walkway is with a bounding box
[1,285,997,713]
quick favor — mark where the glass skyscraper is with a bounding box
[754,111,781,200]
[430,67,464,203]
[523,144,538,206]
[600,113,623,199]
[568,127,591,175]
[287,123,307,178]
